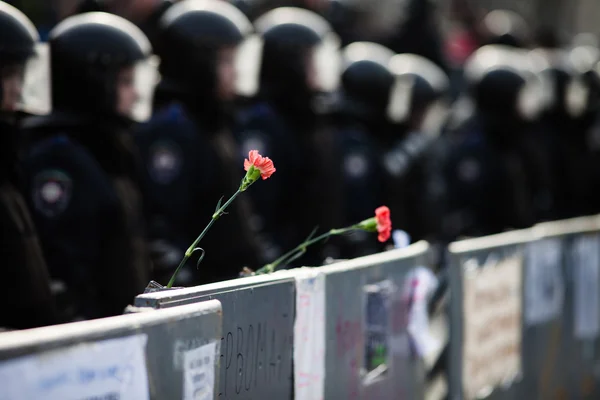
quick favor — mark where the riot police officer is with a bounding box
[541,44,600,218]
[334,44,450,250]
[380,0,448,71]
[443,45,553,239]
[0,1,59,329]
[237,7,343,267]
[22,12,157,319]
[316,0,448,71]
[135,0,263,284]
[383,52,451,243]
[333,42,394,257]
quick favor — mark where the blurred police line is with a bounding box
[2,0,600,397]
[0,0,599,328]
[0,214,599,399]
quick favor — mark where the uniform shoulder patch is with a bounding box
[383,150,409,177]
[344,152,369,178]
[32,169,72,218]
[148,140,184,185]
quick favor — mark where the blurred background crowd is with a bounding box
[1,0,600,330]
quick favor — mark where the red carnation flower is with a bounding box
[375,206,392,243]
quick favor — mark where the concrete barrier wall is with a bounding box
[0,300,223,399]
[135,274,296,400]
[448,215,600,400]
[6,213,598,400]
[134,240,438,400]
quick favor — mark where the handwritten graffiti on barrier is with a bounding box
[0,334,149,400]
[219,318,292,398]
[336,318,362,357]
[80,394,120,400]
[462,255,523,400]
[336,303,363,400]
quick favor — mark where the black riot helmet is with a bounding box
[338,42,395,122]
[0,1,37,62]
[387,53,451,134]
[157,0,255,105]
[48,12,159,123]
[565,45,600,120]
[528,47,575,119]
[482,10,529,48]
[0,1,50,115]
[253,7,341,105]
[464,45,545,122]
[73,0,175,53]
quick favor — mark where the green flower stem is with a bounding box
[166,188,243,288]
[256,226,359,275]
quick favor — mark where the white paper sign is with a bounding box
[0,334,149,400]
[293,269,326,400]
[462,255,522,400]
[401,267,440,358]
[525,238,565,325]
[572,234,600,340]
[182,341,217,400]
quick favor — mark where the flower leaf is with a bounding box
[193,247,206,270]
[214,196,224,213]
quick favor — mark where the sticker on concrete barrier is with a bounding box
[525,238,565,326]
[462,255,522,400]
[0,334,149,400]
[363,280,394,383]
[182,341,218,400]
[572,234,600,340]
[401,267,440,359]
[294,269,326,400]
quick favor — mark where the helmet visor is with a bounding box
[235,34,263,97]
[236,31,341,96]
[128,55,160,122]
[312,32,342,92]
[387,75,414,123]
[15,42,51,115]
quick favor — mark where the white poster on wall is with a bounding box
[0,334,149,400]
[182,341,217,400]
[572,234,600,340]
[401,267,440,359]
[525,238,565,326]
[293,269,326,400]
[462,255,523,400]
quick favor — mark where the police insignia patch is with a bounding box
[344,153,368,178]
[148,140,183,184]
[383,150,409,177]
[33,169,72,218]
